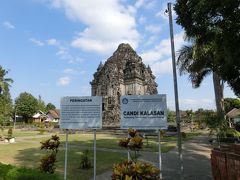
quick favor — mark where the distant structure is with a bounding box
[90,43,158,127]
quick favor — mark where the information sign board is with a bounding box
[60,96,102,129]
[121,95,167,129]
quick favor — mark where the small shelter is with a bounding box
[46,109,60,122]
[32,111,47,123]
[226,108,240,126]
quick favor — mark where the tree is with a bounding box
[15,92,38,123]
[224,98,240,113]
[0,66,13,94]
[167,109,175,123]
[175,0,240,97]
[0,66,13,124]
[177,43,224,119]
[0,91,13,124]
[185,109,193,131]
[46,103,56,112]
[37,95,46,112]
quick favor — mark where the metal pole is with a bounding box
[158,129,162,179]
[128,133,130,161]
[167,2,183,179]
[64,129,69,180]
[94,129,96,180]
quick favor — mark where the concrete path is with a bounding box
[92,133,213,180]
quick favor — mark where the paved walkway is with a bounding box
[92,133,213,180]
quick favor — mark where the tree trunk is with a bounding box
[213,72,224,119]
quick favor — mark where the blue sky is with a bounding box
[0,0,236,110]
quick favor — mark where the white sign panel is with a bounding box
[60,96,102,129]
[121,95,167,130]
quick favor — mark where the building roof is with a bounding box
[47,109,60,119]
[226,108,240,118]
[32,111,46,118]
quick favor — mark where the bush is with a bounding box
[0,163,61,180]
[7,127,13,138]
[167,125,177,132]
[39,135,60,173]
[80,150,91,169]
[113,128,160,180]
[37,124,45,135]
[181,132,187,139]
[218,128,240,143]
[112,160,160,180]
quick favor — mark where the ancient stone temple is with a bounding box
[90,43,158,127]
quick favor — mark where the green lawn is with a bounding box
[1,129,51,137]
[0,130,201,179]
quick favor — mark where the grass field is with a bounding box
[0,129,201,179]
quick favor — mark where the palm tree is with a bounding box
[0,66,13,94]
[177,43,224,119]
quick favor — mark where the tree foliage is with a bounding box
[177,43,224,118]
[15,92,38,122]
[0,91,13,124]
[39,135,60,174]
[0,66,13,95]
[37,95,46,112]
[0,66,13,124]
[45,103,56,112]
[175,0,240,97]
[224,98,240,113]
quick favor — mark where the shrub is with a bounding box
[113,128,160,180]
[7,127,13,138]
[181,132,187,139]
[80,150,92,169]
[119,129,143,161]
[167,125,177,132]
[37,124,45,135]
[0,163,61,180]
[39,135,60,173]
[112,160,160,180]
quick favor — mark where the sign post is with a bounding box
[120,94,167,178]
[158,129,162,179]
[93,129,96,180]
[60,96,102,180]
[64,129,69,180]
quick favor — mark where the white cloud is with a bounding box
[47,38,59,46]
[140,31,185,77]
[49,0,139,54]
[138,15,146,24]
[29,38,45,46]
[145,25,161,34]
[179,98,215,110]
[57,76,70,86]
[2,21,15,29]
[151,59,172,76]
[141,31,185,64]
[63,68,75,74]
[145,35,158,46]
[144,0,157,10]
[135,0,145,8]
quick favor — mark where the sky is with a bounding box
[0,0,237,111]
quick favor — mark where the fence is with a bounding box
[211,144,240,180]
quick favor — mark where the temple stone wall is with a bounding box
[90,43,158,127]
